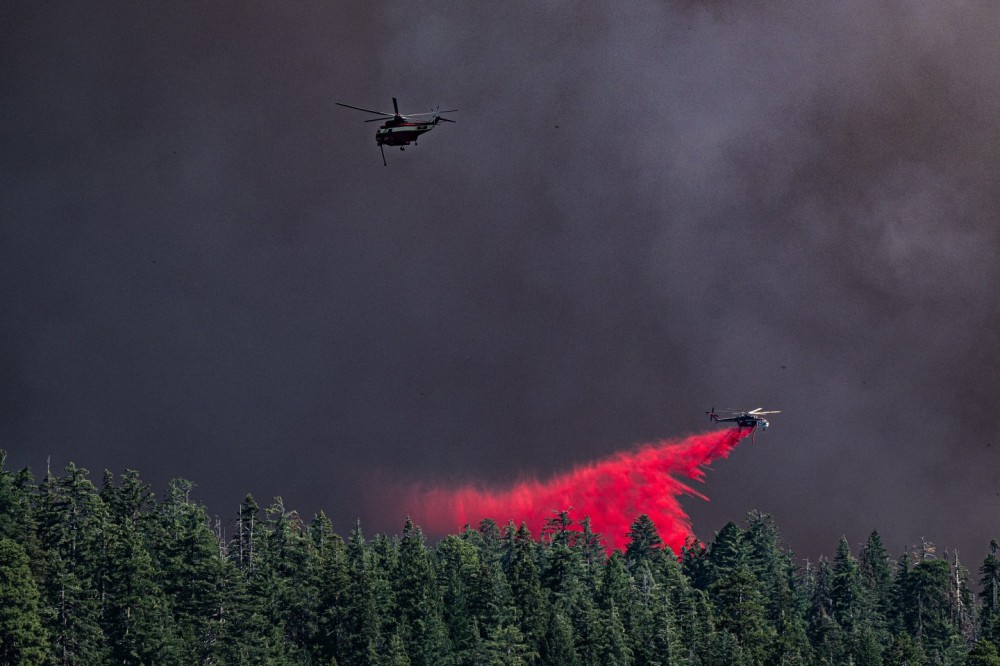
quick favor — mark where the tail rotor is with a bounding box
[431,105,457,124]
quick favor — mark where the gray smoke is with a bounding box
[2,1,998,561]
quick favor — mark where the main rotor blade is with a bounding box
[747,408,764,414]
[336,102,394,117]
[393,97,399,115]
[435,117,456,123]
[405,110,458,117]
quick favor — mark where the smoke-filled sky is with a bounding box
[3,2,999,562]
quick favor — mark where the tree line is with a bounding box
[2,451,1000,665]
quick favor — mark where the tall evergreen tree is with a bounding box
[982,540,1000,644]
[0,537,49,665]
[0,452,36,548]
[575,517,606,593]
[624,514,663,571]
[100,469,154,523]
[309,511,351,664]
[707,521,749,585]
[508,523,548,662]
[393,518,449,666]
[342,522,382,666]
[230,494,261,576]
[680,537,712,592]
[859,530,895,643]
[807,557,849,665]
[711,563,774,663]
[744,512,797,615]
[540,513,586,620]
[261,497,318,658]
[902,556,959,661]
[435,534,484,661]
[831,536,865,642]
[148,478,233,663]
[100,519,180,664]
[540,610,578,666]
[598,604,633,666]
[33,463,111,665]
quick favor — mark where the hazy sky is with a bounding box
[3,1,999,563]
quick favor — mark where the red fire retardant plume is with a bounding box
[402,428,750,554]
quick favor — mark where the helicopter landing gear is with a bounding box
[400,147,405,151]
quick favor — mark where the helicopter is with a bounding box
[335,97,457,166]
[706,407,780,442]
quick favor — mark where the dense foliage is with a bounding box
[1,451,997,665]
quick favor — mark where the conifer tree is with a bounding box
[949,550,976,646]
[435,534,483,660]
[624,514,663,571]
[982,540,1000,643]
[540,611,579,666]
[903,557,958,661]
[309,511,351,664]
[598,604,633,666]
[707,629,748,666]
[472,518,505,570]
[100,469,154,523]
[853,626,884,666]
[0,537,49,665]
[0,451,36,548]
[707,521,749,585]
[831,536,865,642]
[711,564,774,663]
[680,537,712,592]
[890,550,912,637]
[540,513,586,617]
[342,522,382,666]
[100,518,181,664]
[575,516,606,593]
[383,631,412,666]
[744,512,799,617]
[883,632,925,665]
[393,518,449,666]
[968,639,1000,666]
[859,530,895,644]
[482,623,536,665]
[469,551,516,645]
[597,551,631,620]
[507,523,548,661]
[260,497,318,657]
[33,463,111,664]
[231,494,261,575]
[148,478,233,662]
[807,557,848,664]
[628,560,680,666]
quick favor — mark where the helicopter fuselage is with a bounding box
[715,414,769,430]
[376,121,437,147]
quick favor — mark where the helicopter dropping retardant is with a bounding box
[336,97,457,166]
[706,407,780,442]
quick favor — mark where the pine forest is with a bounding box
[3,452,1000,666]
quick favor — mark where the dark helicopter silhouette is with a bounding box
[336,97,457,165]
